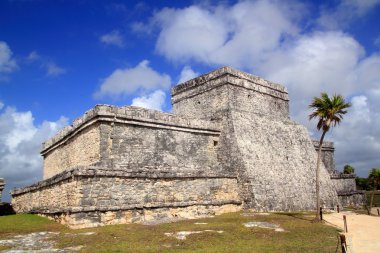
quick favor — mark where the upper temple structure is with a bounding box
[11,67,365,228]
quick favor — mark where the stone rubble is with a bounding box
[164,230,224,240]
[244,221,285,232]
[0,232,83,253]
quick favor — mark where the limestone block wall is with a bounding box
[79,176,239,209]
[330,174,365,207]
[173,84,230,121]
[12,182,79,213]
[312,140,335,173]
[172,66,289,121]
[41,105,221,179]
[331,176,357,194]
[11,167,242,228]
[230,111,338,211]
[43,125,101,179]
[104,124,219,173]
[338,193,366,208]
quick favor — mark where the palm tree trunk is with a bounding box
[315,130,327,221]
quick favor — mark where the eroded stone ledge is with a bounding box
[312,140,334,150]
[172,66,287,97]
[336,190,366,196]
[43,204,242,229]
[330,173,356,179]
[11,167,237,196]
[172,68,289,105]
[28,199,242,214]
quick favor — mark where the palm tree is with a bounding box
[369,168,380,210]
[309,93,351,221]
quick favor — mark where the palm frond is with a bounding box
[308,92,351,132]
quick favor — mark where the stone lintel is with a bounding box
[312,140,335,151]
[171,66,288,103]
[41,105,220,155]
[336,190,366,196]
[11,167,236,196]
[330,173,356,179]
[28,200,242,215]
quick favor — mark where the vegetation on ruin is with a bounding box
[309,93,351,221]
[0,212,342,253]
[355,168,380,207]
[343,164,355,174]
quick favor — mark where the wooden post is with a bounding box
[340,234,347,253]
[343,215,348,233]
[365,205,370,215]
[337,204,340,213]
[319,207,323,220]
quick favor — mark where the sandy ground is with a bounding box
[324,209,380,253]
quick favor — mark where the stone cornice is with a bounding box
[41,105,220,155]
[171,66,288,103]
[11,167,237,196]
[330,173,356,179]
[336,190,365,196]
[312,140,335,151]
[28,199,243,214]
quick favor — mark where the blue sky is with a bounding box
[1,0,380,201]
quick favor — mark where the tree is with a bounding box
[309,93,351,221]
[355,177,369,190]
[369,168,380,209]
[343,164,355,174]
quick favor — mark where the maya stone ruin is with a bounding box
[0,178,4,203]
[11,67,365,228]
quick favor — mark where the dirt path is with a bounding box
[324,210,380,253]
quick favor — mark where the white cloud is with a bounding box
[178,66,199,83]
[0,41,17,73]
[257,31,380,177]
[154,5,229,63]
[0,104,68,201]
[330,95,380,174]
[94,60,171,99]
[27,51,40,62]
[131,90,166,111]
[318,0,380,29]
[100,30,124,48]
[45,62,66,76]
[151,1,302,68]
[259,31,365,123]
[24,51,65,77]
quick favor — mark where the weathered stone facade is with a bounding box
[313,141,366,207]
[11,67,356,228]
[313,141,335,174]
[0,178,4,203]
[330,173,366,207]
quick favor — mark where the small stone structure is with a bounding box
[0,178,4,203]
[313,141,366,207]
[11,67,362,228]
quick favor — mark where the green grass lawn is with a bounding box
[0,212,342,253]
